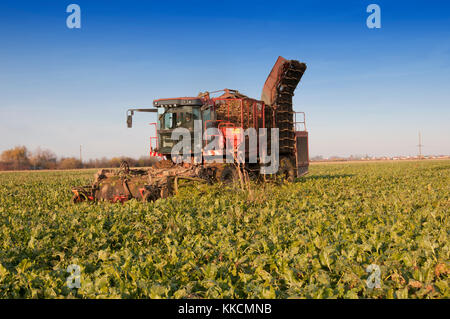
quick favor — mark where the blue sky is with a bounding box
[0,0,449,159]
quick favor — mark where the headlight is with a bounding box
[162,137,174,148]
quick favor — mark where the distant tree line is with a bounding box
[0,146,157,171]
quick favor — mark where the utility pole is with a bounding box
[80,145,83,165]
[417,132,424,159]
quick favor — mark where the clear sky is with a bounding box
[0,0,449,160]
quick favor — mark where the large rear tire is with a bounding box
[278,157,295,182]
[220,165,239,184]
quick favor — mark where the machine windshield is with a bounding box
[159,106,200,130]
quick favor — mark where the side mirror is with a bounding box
[127,115,133,128]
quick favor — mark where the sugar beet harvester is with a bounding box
[71,56,309,203]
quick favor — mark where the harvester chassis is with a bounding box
[71,56,309,204]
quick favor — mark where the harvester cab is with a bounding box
[126,97,207,158]
[152,97,204,156]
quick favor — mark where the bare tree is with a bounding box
[58,157,82,170]
[0,146,30,170]
[30,147,57,170]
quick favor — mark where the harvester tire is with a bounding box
[278,157,295,182]
[142,191,156,202]
[220,166,239,184]
[160,185,172,199]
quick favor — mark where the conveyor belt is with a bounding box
[261,57,306,154]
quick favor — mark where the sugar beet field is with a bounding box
[0,160,448,298]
